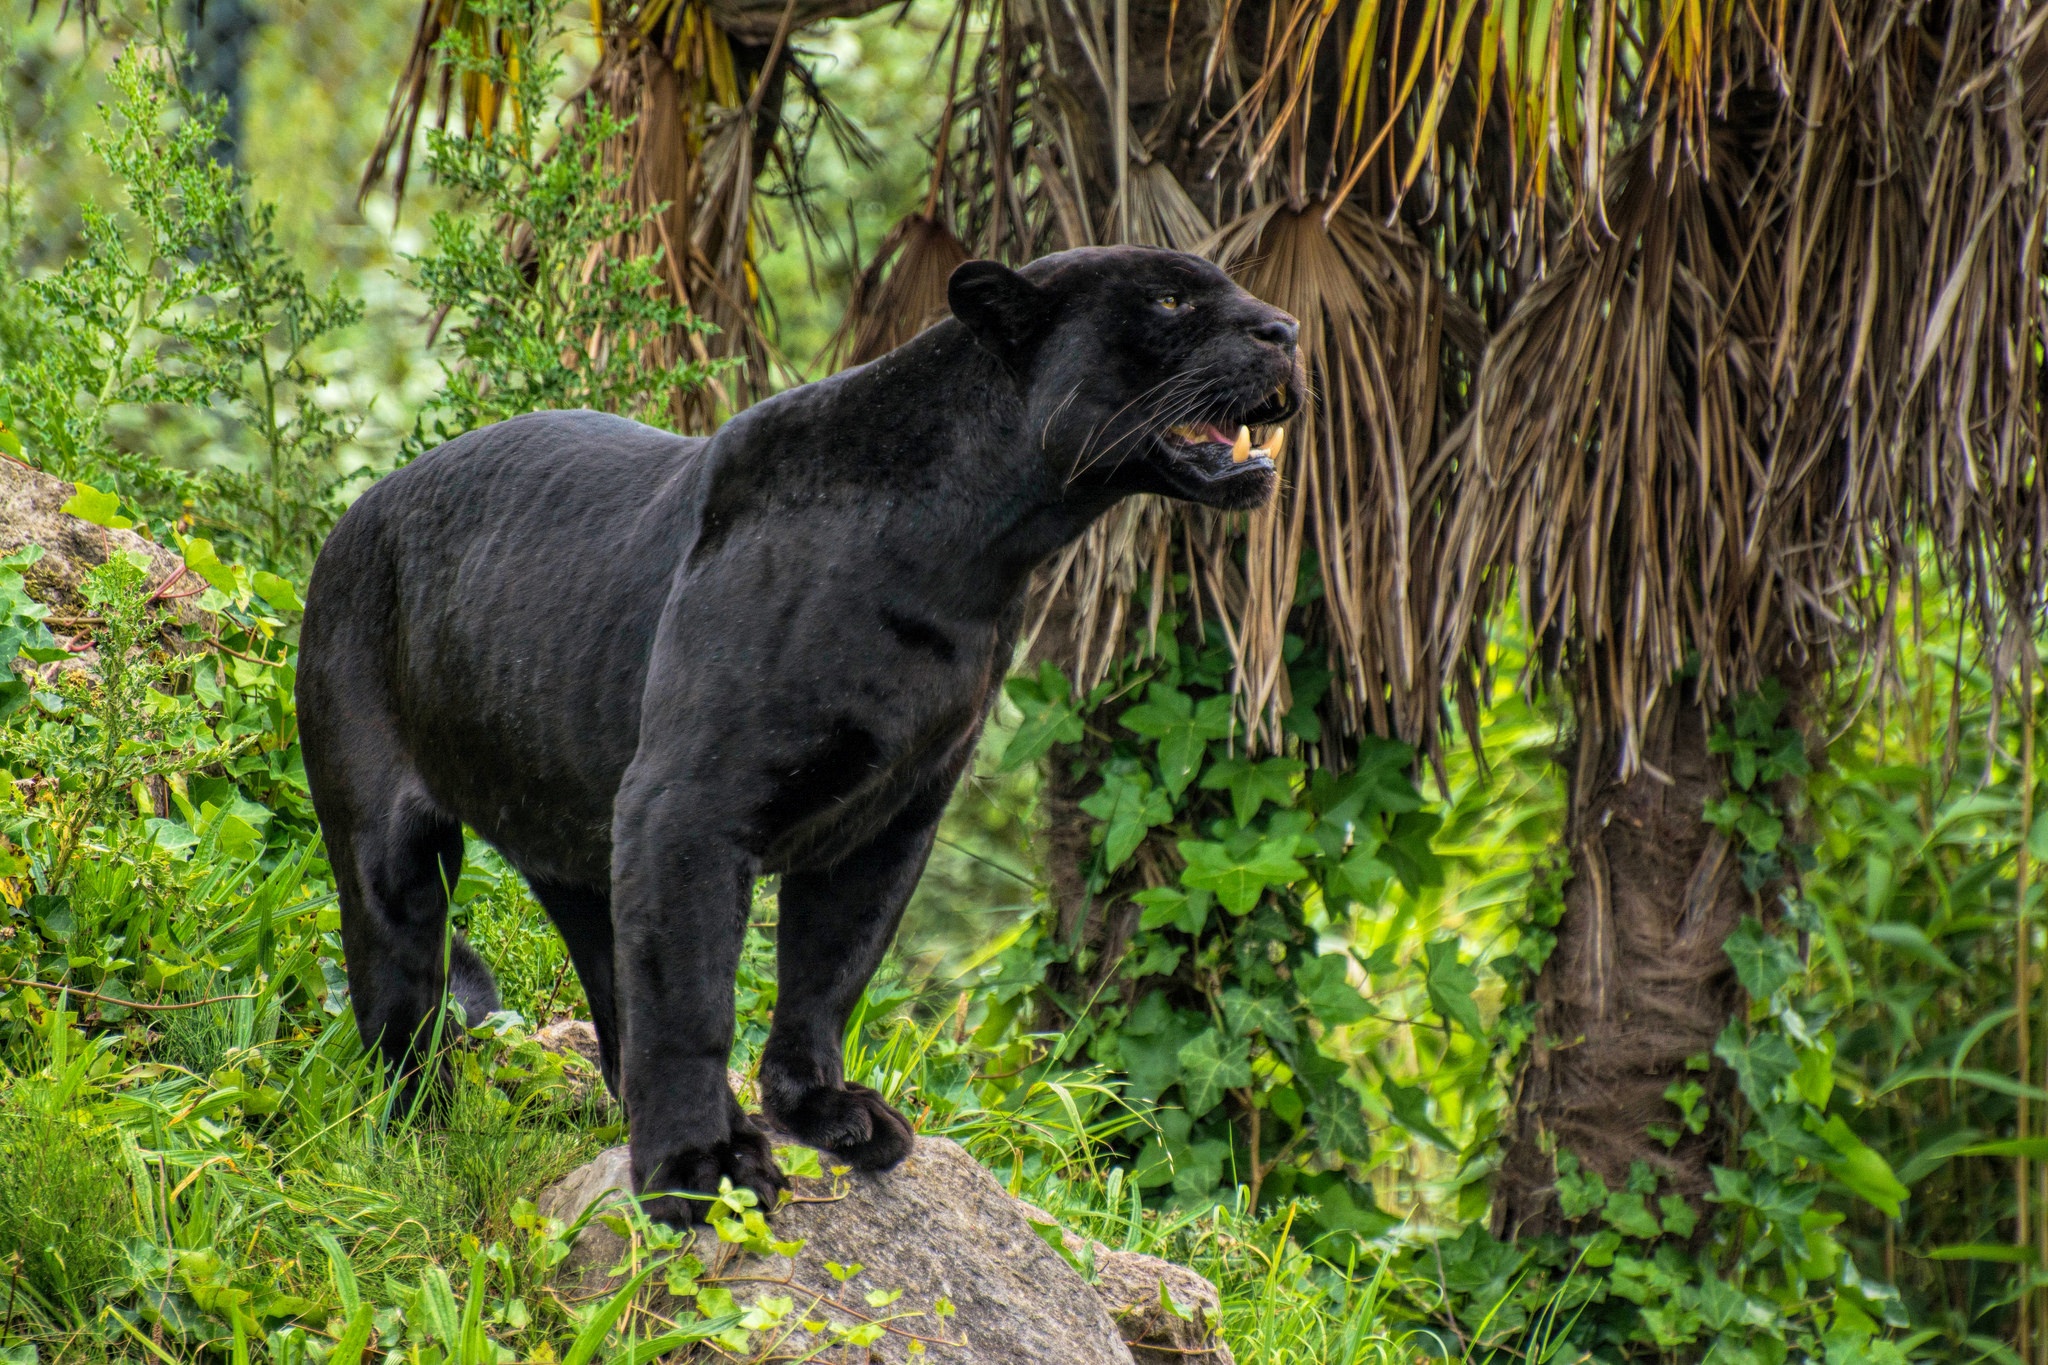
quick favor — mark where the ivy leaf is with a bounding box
[1080,767,1173,871]
[1198,755,1304,826]
[1600,1190,1663,1239]
[1324,846,1396,909]
[1381,1080,1456,1152]
[1423,938,1483,1037]
[1133,885,1208,935]
[1120,685,1234,798]
[1740,1103,1833,1171]
[62,481,133,530]
[999,662,1083,770]
[1119,996,1202,1101]
[1292,952,1372,1026]
[1723,917,1799,1001]
[1221,988,1297,1044]
[1380,811,1446,892]
[1306,1081,1375,1161]
[1816,1115,1909,1218]
[1176,1029,1251,1117]
[1178,837,1307,915]
[1714,1021,1798,1108]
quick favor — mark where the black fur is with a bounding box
[297,247,1301,1223]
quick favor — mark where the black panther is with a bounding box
[296,246,1301,1223]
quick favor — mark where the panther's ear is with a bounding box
[948,260,1051,373]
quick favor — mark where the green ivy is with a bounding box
[997,603,1480,1245]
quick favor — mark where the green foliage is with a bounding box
[993,607,1478,1241]
[5,48,362,571]
[407,0,726,441]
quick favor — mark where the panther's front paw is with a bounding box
[634,1120,789,1226]
[763,1080,915,1171]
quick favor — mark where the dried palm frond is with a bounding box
[828,213,972,367]
[362,0,890,425]
[1438,129,1775,773]
[1441,1,2048,773]
[1208,199,1478,755]
[1118,158,1212,249]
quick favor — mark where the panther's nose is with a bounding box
[1249,313,1299,349]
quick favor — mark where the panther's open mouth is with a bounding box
[1156,382,1297,479]
[1162,420,1289,466]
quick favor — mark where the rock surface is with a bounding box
[537,1130,1234,1363]
[0,459,198,616]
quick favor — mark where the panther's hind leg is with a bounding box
[310,740,497,1107]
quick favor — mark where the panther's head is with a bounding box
[947,247,1303,512]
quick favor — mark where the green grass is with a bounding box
[0,876,1421,1364]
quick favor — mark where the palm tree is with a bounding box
[366,0,2047,1318]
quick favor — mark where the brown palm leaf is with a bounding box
[828,214,972,368]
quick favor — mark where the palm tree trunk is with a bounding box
[1493,681,1752,1236]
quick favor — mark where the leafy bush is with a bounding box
[406,0,728,442]
[3,48,360,571]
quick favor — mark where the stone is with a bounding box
[530,1019,755,1108]
[1091,1248,1234,1365]
[538,1135,1151,1364]
[1016,1200,1235,1364]
[0,457,203,623]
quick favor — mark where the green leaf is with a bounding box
[1133,885,1209,935]
[1723,917,1799,1000]
[326,1305,374,1365]
[1120,685,1234,798]
[1659,1195,1699,1237]
[1600,1190,1663,1239]
[1714,1022,1798,1108]
[1176,1028,1251,1117]
[1862,921,1960,975]
[1816,1116,1908,1218]
[1027,1220,1087,1276]
[1949,1136,2048,1159]
[1382,1080,1456,1151]
[61,481,132,530]
[1422,938,1483,1037]
[250,570,303,611]
[2029,811,2048,864]
[1922,1243,2038,1263]
[1221,988,1297,1044]
[1740,1104,1832,1170]
[1178,837,1307,914]
[999,662,1083,770]
[1119,999,1201,1101]
[1293,952,1372,1026]
[1080,767,1173,871]
[1198,755,1304,825]
[562,1264,655,1365]
[180,537,239,594]
[1307,1087,1374,1161]
[1321,856,1395,917]
[616,1318,747,1364]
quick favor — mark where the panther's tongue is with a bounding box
[1169,422,1238,447]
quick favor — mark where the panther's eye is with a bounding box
[1156,293,1186,311]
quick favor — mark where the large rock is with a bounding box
[0,458,202,622]
[537,1131,1233,1364]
